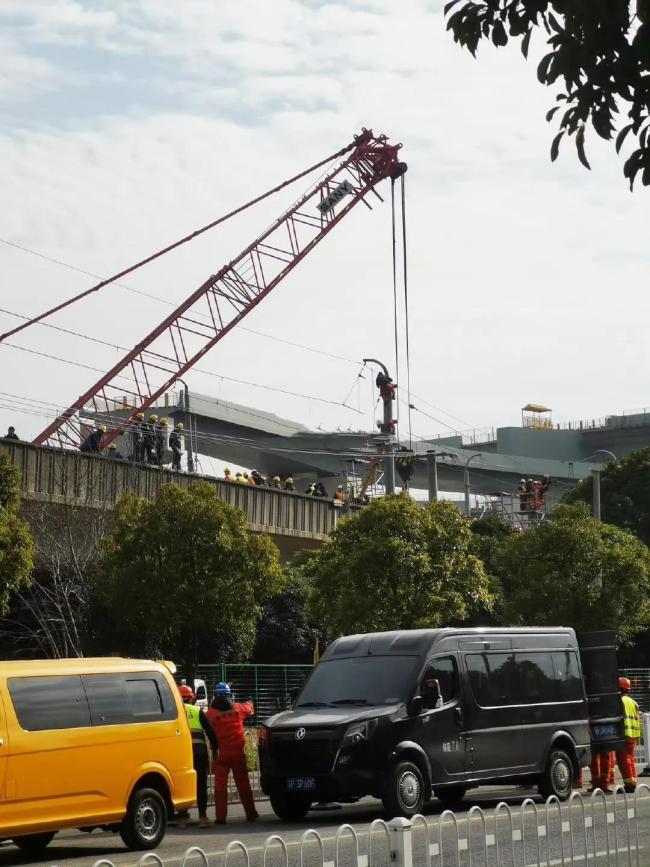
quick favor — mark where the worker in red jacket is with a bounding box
[205,682,258,824]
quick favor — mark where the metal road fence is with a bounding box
[48,785,650,867]
[195,664,314,726]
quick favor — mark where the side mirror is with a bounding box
[407,695,423,717]
[421,677,441,709]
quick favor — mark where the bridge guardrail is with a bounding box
[0,439,341,540]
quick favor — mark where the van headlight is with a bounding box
[341,718,377,748]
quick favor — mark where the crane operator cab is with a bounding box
[258,627,613,820]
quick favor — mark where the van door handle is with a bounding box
[454,708,463,727]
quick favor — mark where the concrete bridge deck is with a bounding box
[0,440,340,558]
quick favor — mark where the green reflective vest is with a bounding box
[623,694,641,739]
[185,703,204,736]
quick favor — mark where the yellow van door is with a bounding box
[0,691,7,798]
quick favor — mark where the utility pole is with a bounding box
[463,453,483,517]
[426,452,438,502]
[363,357,396,495]
[592,469,601,521]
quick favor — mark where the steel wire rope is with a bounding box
[0,140,358,343]
[400,174,413,450]
[390,179,400,441]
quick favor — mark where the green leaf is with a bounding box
[443,0,462,14]
[492,19,508,47]
[550,129,565,161]
[521,28,532,58]
[576,126,592,170]
[537,51,554,83]
[546,106,561,122]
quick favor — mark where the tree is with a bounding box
[254,551,325,664]
[307,495,493,638]
[496,502,650,639]
[445,1,650,188]
[469,513,515,620]
[99,481,284,679]
[564,448,650,544]
[0,454,33,616]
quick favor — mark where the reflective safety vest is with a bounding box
[623,694,641,739]
[185,703,206,743]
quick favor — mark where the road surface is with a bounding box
[4,783,650,867]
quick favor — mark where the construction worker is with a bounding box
[224,467,235,482]
[80,425,106,453]
[250,469,265,486]
[235,472,246,484]
[4,426,18,440]
[131,412,145,462]
[144,415,158,464]
[272,475,282,489]
[617,676,641,792]
[589,748,615,794]
[375,371,396,404]
[177,684,218,828]
[334,485,347,503]
[245,472,255,486]
[284,476,295,492]
[156,417,168,466]
[106,442,120,458]
[517,478,527,511]
[169,421,183,471]
[205,683,258,824]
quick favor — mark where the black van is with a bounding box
[259,627,603,820]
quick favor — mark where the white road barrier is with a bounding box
[44,786,650,867]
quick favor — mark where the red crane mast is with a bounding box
[32,128,406,449]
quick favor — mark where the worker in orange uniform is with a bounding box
[177,684,219,828]
[617,676,641,792]
[589,749,616,793]
[205,682,258,824]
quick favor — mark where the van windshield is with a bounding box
[296,656,418,707]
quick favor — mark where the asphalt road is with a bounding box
[4,783,650,867]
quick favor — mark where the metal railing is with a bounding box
[42,786,650,867]
[0,439,338,539]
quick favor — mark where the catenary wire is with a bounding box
[0,139,357,343]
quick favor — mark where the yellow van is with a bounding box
[0,657,195,854]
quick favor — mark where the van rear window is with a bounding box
[466,651,583,707]
[8,675,92,731]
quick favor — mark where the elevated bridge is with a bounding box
[1,440,340,560]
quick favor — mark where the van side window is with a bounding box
[8,675,91,731]
[466,653,513,706]
[126,679,164,717]
[552,651,583,701]
[466,650,584,707]
[84,675,131,725]
[424,657,458,704]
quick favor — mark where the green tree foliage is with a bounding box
[0,454,33,615]
[444,1,650,188]
[469,513,515,620]
[307,495,493,638]
[99,481,284,675]
[564,448,650,544]
[497,502,650,639]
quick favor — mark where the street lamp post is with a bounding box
[587,449,617,522]
[464,453,483,517]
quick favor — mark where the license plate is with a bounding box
[287,777,316,791]
[594,724,616,737]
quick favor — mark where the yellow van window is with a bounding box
[9,675,91,731]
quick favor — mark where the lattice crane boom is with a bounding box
[34,128,406,448]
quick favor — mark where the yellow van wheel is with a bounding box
[13,833,55,854]
[120,787,167,850]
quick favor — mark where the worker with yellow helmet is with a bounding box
[143,414,158,464]
[169,420,184,472]
[80,423,106,454]
[131,412,146,463]
[155,417,168,467]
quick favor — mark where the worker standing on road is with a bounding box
[205,683,258,825]
[169,421,183,471]
[177,684,218,828]
[617,676,641,792]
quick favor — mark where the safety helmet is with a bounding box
[619,676,632,691]
[273,476,280,482]
[159,417,168,426]
[235,472,242,477]
[175,422,184,430]
[224,467,231,474]
[286,477,293,484]
[520,478,526,484]
[527,478,533,483]
[135,412,145,421]
[243,472,249,478]
[178,684,195,700]
[99,425,107,433]
[214,682,231,696]
[108,443,117,450]
[149,414,158,423]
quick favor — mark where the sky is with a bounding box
[1,0,649,456]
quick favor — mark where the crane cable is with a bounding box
[400,173,413,451]
[0,140,357,343]
[390,179,400,440]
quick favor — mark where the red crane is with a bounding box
[30,128,406,449]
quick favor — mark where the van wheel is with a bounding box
[383,760,425,818]
[538,749,573,801]
[13,832,55,853]
[270,792,312,821]
[120,787,167,850]
[434,786,467,810]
